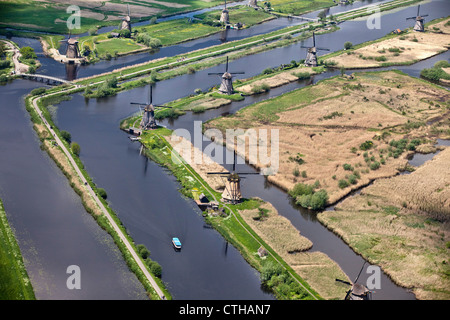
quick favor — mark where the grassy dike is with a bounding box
[0,199,36,300]
[24,93,170,300]
[126,126,322,300]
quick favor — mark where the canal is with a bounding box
[1,0,447,299]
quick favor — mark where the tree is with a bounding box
[82,45,91,57]
[119,29,131,38]
[136,244,150,259]
[61,130,71,143]
[97,188,107,200]
[20,46,37,60]
[344,41,353,50]
[71,142,81,156]
[317,10,327,21]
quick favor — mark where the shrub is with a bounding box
[293,72,311,80]
[344,41,353,50]
[370,161,380,170]
[136,244,150,259]
[293,168,300,177]
[71,142,80,156]
[60,130,71,143]
[338,179,349,189]
[343,163,353,171]
[19,46,37,60]
[348,174,358,185]
[289,183,313,198]
[375,56,387,62]
[147,260,162,278]
[30,87,46,96]
[97,188,107,200]
[359,140,374,151]
[297,189,328,210]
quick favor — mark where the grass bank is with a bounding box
[24,93,170,300]
[130,126,352,300]
[0,199,35,300]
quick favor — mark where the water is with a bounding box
[2,0,448,300]
[0,80,148,300]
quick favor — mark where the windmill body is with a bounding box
[248,0,258,8]
[406,5,428,32]
[219,72,234,95]
[220,0,230,24]
[413,17,425,32]
[120,4,132,32]
[302,32,329,67]
[66,38,81,59]
[208,56,245,95]
[130,85,172,130]
[207,150,259,204]
[335,262,372,300]
[59,34,82,61]
[304,47,318,67]
[141,104,157,129]
[221,173,242,203]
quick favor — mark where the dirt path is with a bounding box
[1,40,29,74]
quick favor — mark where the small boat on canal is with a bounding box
[172,237,182,250]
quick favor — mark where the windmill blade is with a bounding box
[237,172,260,175]
[344,289,352,300]
[154,105,172,109]
[231,71,246,74]
[354,261,367,283]
[406,16,416,20]
[207,171,231,175]
[130,102,148,106]
[316,47,330,51]
[421,14,429,18]
[335,278,352,286]
[226,56,229,73]
[208,72,224,75]
[417,5,420,16]
[312,32,316,48]
[149,85,153,104]
[300,45,311,49]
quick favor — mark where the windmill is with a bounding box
[336,262,373,300]
[208,56,245,95]
[59,32,81,59]
[301,32,330,67]
[130,85,172,130]
[220,0,230,24]
[207,149,259,204]
[406,5,428,32]
[120,4,132,32]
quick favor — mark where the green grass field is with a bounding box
[0,0,226,35]
[269,0,337,15]
[0,199,35,300]
[95,38,143,56]
[196,5,275,27]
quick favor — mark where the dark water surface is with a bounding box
[1,0,448,300]
[0,80,148,300]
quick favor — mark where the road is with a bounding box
[30,94,166,300]
[1,40,29,74]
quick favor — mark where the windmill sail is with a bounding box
[130,85,172,130]
[208,56,245,95]
[302,32,329,67]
